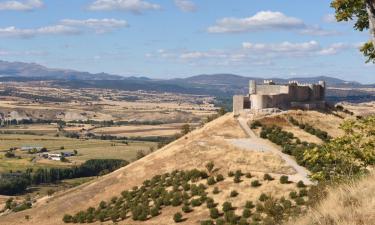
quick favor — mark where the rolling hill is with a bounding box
[0,110,349,225]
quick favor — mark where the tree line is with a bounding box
[0,159,128,195]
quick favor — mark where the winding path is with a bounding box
[230,117,314,185]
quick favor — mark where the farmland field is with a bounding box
[0,134,155,172]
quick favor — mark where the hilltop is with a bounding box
[0,109,350,225]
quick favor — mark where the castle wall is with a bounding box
[233,80,326,113]
[255,85,289,95]
[289,85,311,102]
[233,95,246,116]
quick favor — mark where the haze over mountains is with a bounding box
[0,60,373,99]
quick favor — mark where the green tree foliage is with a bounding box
[304,116,375,181]
[173,212,183,223]
[0,159,127,195]
[209,208,220,219]
[181,124,191,135]
[331,0,375,63]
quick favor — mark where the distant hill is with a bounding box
[0,60,123,80]
[0,60,374,101]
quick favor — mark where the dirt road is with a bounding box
[229,117,314,185]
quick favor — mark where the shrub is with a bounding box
[295,197,305,205]
[239,217,250,225]
[234,176,241,183]
[245,172,252,178]
[222,202,232,212]
[62,214,73,223]
[297,180,306,188]
[216,174,224,182]
[255,203,264,212]
[280,176,289,184]
[245,201,255,209]
[201,220,214,225]
[228,171,234,177]
[299,189,308,197]
[259,193,268,202]
[251,180,261,187]
[191,199,202,207]
[172,194,182,206]
[263,173,274,181]
[150,207,159,217]
[210,208,220,219]
[205,161,215,174]
[212,187,220,194]
[182,205,192,213]
[173,212,183,223]
[288,192,297,201]
[252,212,262,221]
[207,177,216,185]
[224,210,238,223]
[250,121,262,129]
[242,208,251,218]
[216,218,225,225]
[230,190,239,197]
[206,198,215,208]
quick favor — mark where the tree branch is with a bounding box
[366,0,375,46]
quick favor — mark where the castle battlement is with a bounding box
[233,80,326,115]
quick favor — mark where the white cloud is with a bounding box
[148,41,352,67]
[0,18,128,38]
[242,41,350,56]
[174,0,196,12]
[88,0,161,13]
[317,43,350,55]
[207,11,305,33]
[300,25,340,36]
[0,25,79,38]
[60,18,128,33]
[0,0,43,11]
[207,11,339,36]
[242,41,320,53]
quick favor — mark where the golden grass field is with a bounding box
[0,113,305,225]
[90,123,195,137]
[287,172,375,225]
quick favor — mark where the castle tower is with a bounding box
[249,80,256,95]
[318,81,326,99]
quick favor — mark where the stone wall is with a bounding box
[233,95,245,116]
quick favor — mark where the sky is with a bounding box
[0,0,374,83]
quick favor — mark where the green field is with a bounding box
[0,134,156,173]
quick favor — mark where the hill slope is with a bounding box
[287,172,375,225]
[0,114,302,225]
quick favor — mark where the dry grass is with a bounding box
[0,113,299,225]
[90,123,189,137]
[289,173,375,225]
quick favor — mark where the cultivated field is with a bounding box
[0,134,155,172]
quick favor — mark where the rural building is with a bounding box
[233,80,326,115]
[20,146,43,151]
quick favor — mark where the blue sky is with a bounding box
[0,0,374,83]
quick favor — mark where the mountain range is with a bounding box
[0,60,374,99]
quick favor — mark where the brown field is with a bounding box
[0,83,217,123]
[90,123,196,137]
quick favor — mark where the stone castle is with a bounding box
[233,80,326,115]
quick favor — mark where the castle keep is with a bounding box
[233,80,326,115]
